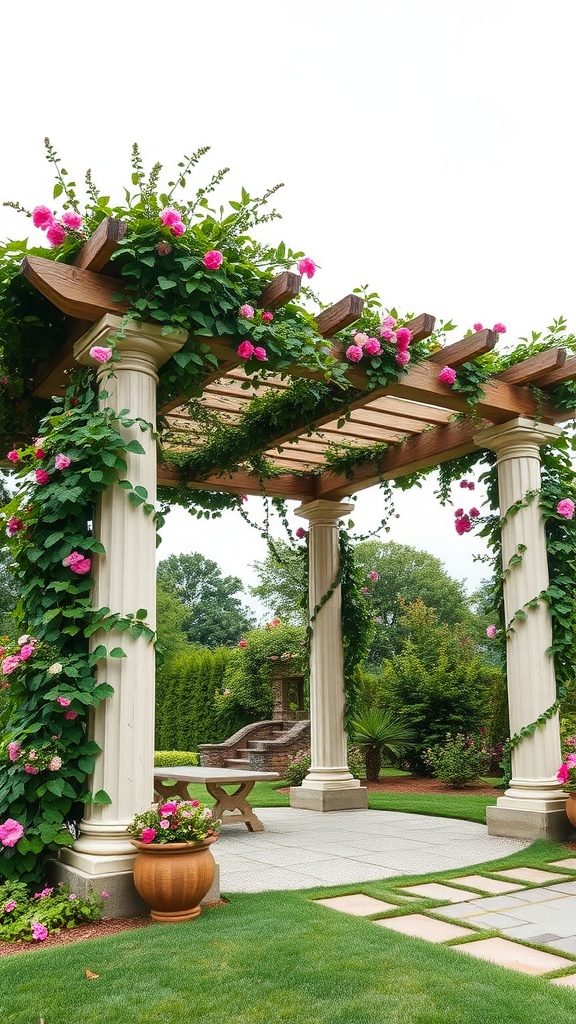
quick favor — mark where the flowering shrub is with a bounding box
[557,736,576,791]
[0,879,106,943]
[423,733,490,787]
[127,797,219,844]
[283,750,311,787]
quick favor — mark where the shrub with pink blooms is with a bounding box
[557,741,576,791]
[0,879,106,943]
[127,796,220,845]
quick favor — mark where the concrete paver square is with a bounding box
[315,894,396,916]
[550,972,576,987]
[397,882,476,902]
[549,859,576,871]
[452,936,573,974]
[450,875,525,894]
[374,913,473,942]
[494,867,568,883]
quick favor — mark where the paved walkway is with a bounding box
[212,807,576,982]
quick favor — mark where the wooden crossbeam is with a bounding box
[22,257,129,321]
[157,462,315,500]
[315,294,364,337]
[495,349,566,384]
[74,217,127,272]
[428,328,496,367]
[258,271,301,310]
[528,354,576,388]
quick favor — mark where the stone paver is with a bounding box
[374,913,474,942]
[551,972,576,987]
[495,867,569,884]
[467,894,531,911]
[549,858,576,870]
[452,936,573,975]
[315,894,396,916]
[396,882,477,903]
[450,874,525,894]
[472,912,532,930]
[548,881,576,895]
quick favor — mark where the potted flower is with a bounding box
[127,797,220,922]
[557,739,576,828]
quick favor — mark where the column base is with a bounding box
[48,857,221,918]
[487,798,573,841]
[290,785,368,811]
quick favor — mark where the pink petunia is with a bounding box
[6,450,19,463]
[346,345,363,363]
[253,347,267,362]
[438,366,457,385]
[55,454,71,470]
[141,827,157,844]
[0,818,24,847]
[237,341,255,360]
[364,338,382,356]
[160,802,178,815]
[35,469,50,485]
[159,207,182,227]
[297,257,316,278]
[557,499,575,520]
[262,311,274,323]
[203,250,223,270]
[238,304,255,319]
[46,223,67,248]
[486,625,497,639]
[61,211,83,231]
[89,346,112,364]
[32,205,56,230]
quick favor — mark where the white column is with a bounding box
[474,417,569,840]
[60,314,186,874]
[290,500,367,811]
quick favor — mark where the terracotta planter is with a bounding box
[565,793,576,829]
[130,836,218,922]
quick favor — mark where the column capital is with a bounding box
[474,417,562,456]
[294,499,354,526]
[74,314,187,376]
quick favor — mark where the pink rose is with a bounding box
[468,482,475,490]
[159,207,182,227]
[353,333,369,347]
[61,211,83,231]
[364,338,382,356]
[89,346,112,364]
[25,765,39,774]
[473,322,483,332]
[63,551,84,568]
[346,345,363,363]
[64,710,78,720]
[48,756,62,771]
[31,922,48,941]
[32,205,56,229]
[238,639,247,648]
[0,818,24,847]
[395,327,412,347]
[493,323,507,334]
[253,347,267,362]
[297,257,316,278]
[395,350,410,366]
[295,527,307,539]
[56,696,71,707]
[460,480,469,488]
[381,316,396,329]
[486,625,497,639]
[557,499,575,520]
[203,250,223,270]
[170,221,185,237]
[35,469,50,485]
[454,508,464,517]
[368,572,379,581]
[35,448,45,460]
[238,304,255,319]
[380,328,395,341]
[141,828,157,844]
[157,242,172,256]
[237,341,255,360]
[6,516,24,537]
[469,507,480,518]
[3,900,16,912]
[70,557,91,575]
[558,763,570,784]
[55,454,71,470]
[101,891,109,899]
[6,450,19,463]
[262,311,274,322]
[2,655,21,675]
[46,223,67,248]
[7,742,21,762]
[19,644,34,660]
[455,515,472,535]
[438,366,457,385]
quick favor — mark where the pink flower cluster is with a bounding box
[237,340,267,362]
[297,257,316,279]
[557,498,575,520]
[62,551,92,575]
[1,636,36,675]
[295,526,307,539]
[486,625,498,639]
[0,817,24,848]
[368,571,379,581]
[6,515,24,538]
[454,506,480,535]
[473,322,507,334]
[203,250,223,270]
[238,304,274,323]
[438,366,457,386]
[238,639,247,648]
[159,207,186,237]
[31,922,48,942]
[459,479,475,490]
[32,205,83,248]
[558,744,576,787]
[89,346,112,364]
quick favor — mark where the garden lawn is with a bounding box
[3,863,576,1024]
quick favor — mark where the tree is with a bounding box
[249,540,307,623]
[157,553,256,648]
[155,582,189,668]
[350,709,415,782]
[354,540,471,665]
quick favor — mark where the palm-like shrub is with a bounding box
[350,709,415,782]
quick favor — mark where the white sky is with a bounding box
[1,0,574,617]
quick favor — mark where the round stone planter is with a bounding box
[565,792,576,829]
[130,836,218,922]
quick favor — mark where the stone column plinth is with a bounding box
[290,500,367,811]
[474,417,569,841]
[57,315,186,902]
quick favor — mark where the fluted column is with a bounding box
[60,314,186,874]
[290,500,367,811]
[474,417,569,840]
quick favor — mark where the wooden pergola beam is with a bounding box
[73,217,127,272]
[315,294,364,337]
[21,256,129,321]
[496,349,566,384]
[531,354,576,389]
[258,271,301,310]
[157,462,315,500]
[428,328,496,367]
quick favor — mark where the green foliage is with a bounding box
[250,538,308,624]
[154,750,199,767]
[283,750,311,786]
[155,647,231,750]
[350,708,415,782]
[157,552,255,648]
[155,582,189,667]
[423,733,490,787]
[0,879,105,943]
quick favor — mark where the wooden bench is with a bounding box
[153,766,280,832]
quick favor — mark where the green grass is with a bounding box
[3,842,576,1024]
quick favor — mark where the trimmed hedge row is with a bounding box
[155,647,231,750]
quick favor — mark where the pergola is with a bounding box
[16,217,576,905]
